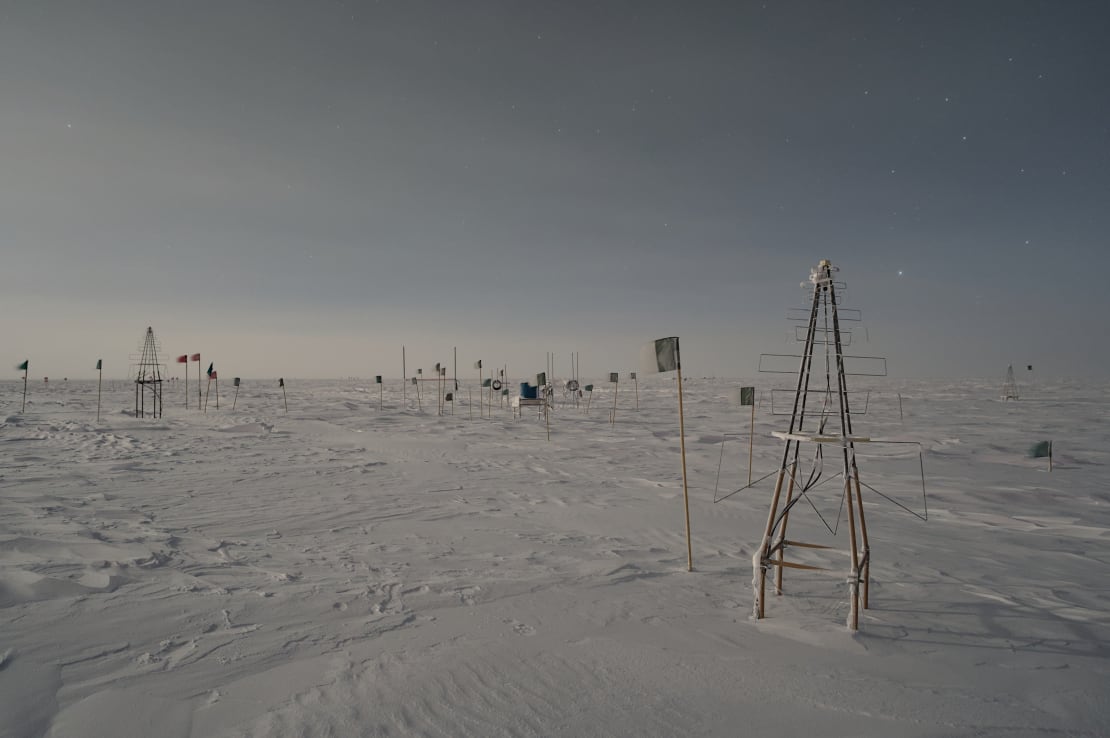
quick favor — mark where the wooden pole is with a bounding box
[402,346,407,408]
[676,356,693,572]
[204,377,211,413]
[215,375,219,410]
[232,382,240,410]
[97,362,103,422]
[611,376,618,425]
[197,359,202,410]
[774,464,799,594]
[282,383,288,414]
[634,375,639,411]
[898,393,904,422]
[22,361,28,413]
[184,360,188,407]
[469,388,473,421]
[379,381,383,411]
[748,402,755,486]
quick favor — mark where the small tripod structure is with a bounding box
[753,260,882,631]
[1001,364,1020,401]
[133,326,164,418]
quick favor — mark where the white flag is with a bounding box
[640,337,680,373]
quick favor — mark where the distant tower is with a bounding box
[1001,365,1019,401]
[753,260,880,631]
[134,326,164,418]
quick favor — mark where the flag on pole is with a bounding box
[17,360,28,371]
[640,337,679,373]
[740,387,755,406]
[640,336,692,571]
[176,355,188,363]
[233,377,240,387]
[279,378,284,387]
[207,363,215,378]
[96,359,102,370]
[210,370,218,379]
[190,353,201,362]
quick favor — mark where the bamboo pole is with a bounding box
[853,465,870,609]
[232,379,240,410]
[758,465,789,617]
[21,361,28,413]
[96,361,102,422]
[774,463,798,594]
[748,402,755,485]
[677,359,693,572]
[402,346,407,408]
[610,375,618,425]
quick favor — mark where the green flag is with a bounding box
[1029,441,1052,458]
[740,386,755,406]
[16,360,28,371]
[96,359,102,371]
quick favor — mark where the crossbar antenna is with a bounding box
[752,259,880,630]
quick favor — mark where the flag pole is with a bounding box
[197,356,202,410]
[97,360,103,422]
[402,346,407,408]
[183,358,188,407]
[232,378,240,410]
[215,374,219,410]
[204,377,211,413]
[611,374,618,425]
[22,360,29,413]
[675,342,693,571]
[748,401,755,486]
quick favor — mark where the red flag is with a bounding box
[176,354,188,363]
[210,371,218,379]
[190,353,201,362]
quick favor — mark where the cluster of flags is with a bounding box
[13,351,292,417]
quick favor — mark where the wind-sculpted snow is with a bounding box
[0,377,1107,736]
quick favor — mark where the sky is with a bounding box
[2,1,1108,380]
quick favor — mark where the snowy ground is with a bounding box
[2,376,1108,737]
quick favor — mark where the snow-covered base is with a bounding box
[1,377,1108,737]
